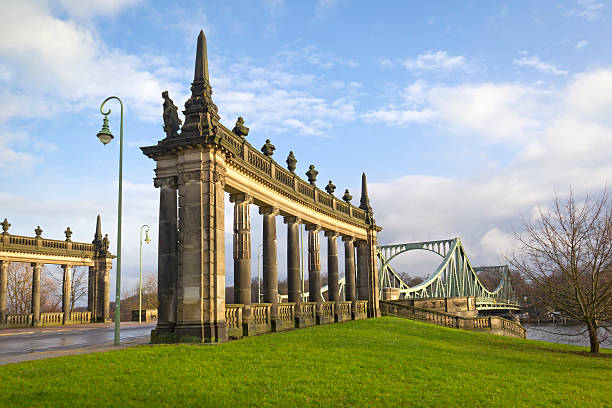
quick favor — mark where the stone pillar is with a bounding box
[102,264,111,322]
[173,148,227,343]
[306,224,322,322]
[31,263,42,326]
[343,236,356,315]
[325,231,341,322]
[152,176,178,339]
[62,265,72,324]
[0,260,8,324]
[365,229,381,318]
[260,206,280,331]
[231,193,255,336]
[357,240,369,301]
[284,216,303,327]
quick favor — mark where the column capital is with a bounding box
[61,264,73,270]
[304,223,320,232]
[259,206,279,216]
[229,192,252,204]
[154,176,178,189]
[179,170,202,184]
[324,230,338,238]
[30,262,42,268]
[342,235,355,243]
[283,216,301,225]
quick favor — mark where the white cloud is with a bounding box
[58,0,142,19]
[566,0,605,21]
[366,69,612,268]
[576,40,589,50]
[0,2,184,124]
[403,51,467,71]
[361,108,436,125]
[513,55,568,75]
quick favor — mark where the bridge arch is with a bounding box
[378,238,519,311]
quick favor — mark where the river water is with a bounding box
[524,323,611,349]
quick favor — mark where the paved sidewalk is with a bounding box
[0,322,155,365]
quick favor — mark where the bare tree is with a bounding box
[510,188,611,353]
[48,265,88,312]
[7,263,59,314]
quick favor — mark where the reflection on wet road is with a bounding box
[0,324,154,358]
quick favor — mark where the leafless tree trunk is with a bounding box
[510,188,611,353]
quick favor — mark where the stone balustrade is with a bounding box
[339,301,351,319]
[380,300,526,338]
[40,312,63,325]
[4,314,33,327]
[225,304,244,338]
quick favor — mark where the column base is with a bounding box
[150,324,176,343]
[294,316,306,328]
[334,313,346,323]
[316,315,334,325]
[242,321,257,337]
[63,319,72,326]
[173,322,228,343]
[270,318,283,332]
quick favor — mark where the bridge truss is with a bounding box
[378,238,520,311]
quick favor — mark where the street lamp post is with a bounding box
[96,96,124,346]
[139,224,151,324]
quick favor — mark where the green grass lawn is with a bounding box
[1,317,610,408]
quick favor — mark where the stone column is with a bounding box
[62,265,72,324]
[0,260,8,324]
[325,231,341,322]
[306,224,322,322]
[365,229,381,318]
[284,216,303,327]
[231,193,255,336]
[260,206,280,331]
[31,263,42,326]
[102,265,111,322]
[357,240,369,301]
[343,236,356,305]
[173,148,227,343]
[152,176,178,339]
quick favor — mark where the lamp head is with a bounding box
[145,230,151,245]
[97,115,114,145]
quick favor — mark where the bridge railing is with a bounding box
[380,300,526,338]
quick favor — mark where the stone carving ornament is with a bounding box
[261,139,275,157]
[306,165,318,185]
[162,91,182,139]
[342,189,352,203]
[325,180,336,195]
[232,117,249,137]
[286,151,297,173]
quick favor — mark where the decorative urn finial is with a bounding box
[306,165,318,186]
[64,227,73,242]
[286,151,297,173]
[261,139,275,157]
[342,189,352,203]
[1,218,10,234]
[34,226,43,238]
[325,180,336,195]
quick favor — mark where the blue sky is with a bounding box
[1,0,611,296]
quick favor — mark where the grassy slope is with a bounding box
[0,317,610,408]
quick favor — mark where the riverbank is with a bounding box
[0,317,610,407]
[525,323,612,348]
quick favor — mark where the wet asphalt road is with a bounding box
[0,323,154,363]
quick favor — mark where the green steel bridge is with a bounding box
[377,238,520,311]
[288,237,520,312]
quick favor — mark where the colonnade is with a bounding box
[0,216,113,326]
